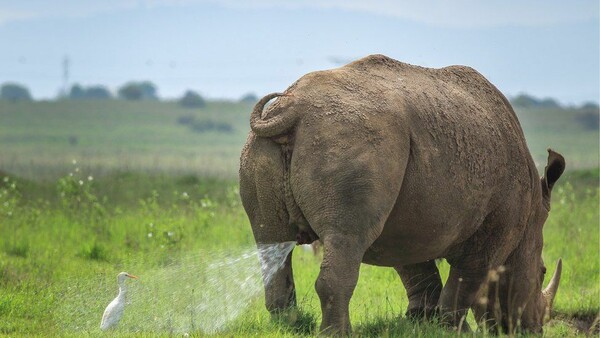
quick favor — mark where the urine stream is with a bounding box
[57,241,296,334]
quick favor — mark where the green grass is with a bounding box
[0,100,597,335]
[0,100,597,180]
[0,99,253,180]
[0,168,597,336]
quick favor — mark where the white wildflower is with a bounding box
[148,232,153,238]
[72,159,77,165]
[87,176,93,181]
[78,180,84,186]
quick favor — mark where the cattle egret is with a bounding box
[100,272,139,330]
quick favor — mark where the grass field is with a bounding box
[0,99,598,336]
[1,100,598,179]
[0,100,253,180]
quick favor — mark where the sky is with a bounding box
[0,0,598,104]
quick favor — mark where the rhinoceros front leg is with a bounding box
[315,234,368,335]
[437,266,488,331]
[395,260,442,320]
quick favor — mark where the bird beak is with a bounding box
[127,274,139,279]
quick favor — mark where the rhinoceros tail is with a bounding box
[250,92,298,138]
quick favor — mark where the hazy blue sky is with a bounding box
[0,1,598,104]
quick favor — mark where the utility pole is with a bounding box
[62,56,70,98]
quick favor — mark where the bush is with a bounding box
[69,84,85,99]
[0,83,32,102]
[511,93,561,109]
[84,86,112,99]
[118,83,142,100]
[118,81,157,100]
[179,90,206,108]
[69,84,112,100]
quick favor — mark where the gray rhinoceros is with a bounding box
[239,54,563,334]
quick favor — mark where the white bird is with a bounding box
[100,272,139,330]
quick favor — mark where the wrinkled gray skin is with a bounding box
[239,54,564,335]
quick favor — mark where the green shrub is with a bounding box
[179,90,206,108]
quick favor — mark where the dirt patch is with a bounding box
[553,310,600,335]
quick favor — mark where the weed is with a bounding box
[4,242,29,258]
[78,242,109,262]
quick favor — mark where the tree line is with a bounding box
[0,81,596,115]
[0,82,258,107]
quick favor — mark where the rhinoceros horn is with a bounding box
[542,259,562,309]
[250,92,298,138]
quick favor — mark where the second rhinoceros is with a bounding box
[239,54,563,334]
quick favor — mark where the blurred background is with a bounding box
[0,1,598,336]
[0,0,598,179]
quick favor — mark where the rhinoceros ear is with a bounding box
[542,149,565,198]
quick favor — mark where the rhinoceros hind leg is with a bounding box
[315,234,371,335]
[260,248,297,315]
[395,260,442,320]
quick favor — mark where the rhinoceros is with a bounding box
[239,54,564,334]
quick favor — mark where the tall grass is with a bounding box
[0,167,597,336]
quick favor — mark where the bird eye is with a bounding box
[541,266,547,274]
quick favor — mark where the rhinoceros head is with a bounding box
[495,149,565,333]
